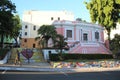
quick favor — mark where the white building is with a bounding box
[21,10,74,48]
[110,23,120,39]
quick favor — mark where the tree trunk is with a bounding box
[46,40,48,48]
[108,31,111,41]
[14,37,18,47]
[46,38,50,48]
[107,30,111,49]
[58,48,64,61]
[0,34,4,48]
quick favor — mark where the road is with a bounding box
[0,70,120,80]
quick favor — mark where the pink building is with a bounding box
[52,20,111,54]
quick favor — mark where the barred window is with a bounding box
[66,30,72,38]
[51,17,54,20]
[33,25,36,30]
[33,44,35,48]
[58,17,60,20]
[25,32,27,36]
[83,33,88,41]
[25,25,28,29]
[24,39,27,42]
[95,32,99,40]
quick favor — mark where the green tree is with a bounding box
[85,0,120,41]
[76,18,86,22]
[54,34,68,53]
[54,34,69,60]
[110,34,120,55]
[35,35,46,48]
[36,25,57,48]
[0,0,16,48]
[10,15,21,47]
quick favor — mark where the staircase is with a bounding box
[68,42,111,54]
[8,48,45,64]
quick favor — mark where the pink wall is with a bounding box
[56,27,64,35]
[100,31,104,42]
[74,27,76,40]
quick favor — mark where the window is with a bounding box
[33,25,36,30]
[66,30,72,38]
[58,17,60,20]
[25,25,28,29]
[83,33,88,41]
[95,32,99,40]
[24,39,27,42]
[48,51,51,54]
[25,32,27,35]
[33,44,35,48]
[51,17,54,20]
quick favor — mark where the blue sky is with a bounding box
[11,0,91,22]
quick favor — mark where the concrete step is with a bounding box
[8,48,45,64]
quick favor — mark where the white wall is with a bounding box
[42,49,66,60]
[22,10,74,38]
[110,23,120,39]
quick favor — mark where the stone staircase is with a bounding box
[68,42,111,54]
[8,48,46,64]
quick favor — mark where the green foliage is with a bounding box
[10,15,22,47]
[0,0,16,48]
[49,54,113,61]
[54,34,68,53]
[85,0,120,40]
[110,34,120,54]
[36,25,57,48]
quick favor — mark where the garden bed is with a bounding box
[50,59,120,68]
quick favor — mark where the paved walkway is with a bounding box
[0,62,120,72]
[0,62,73,72]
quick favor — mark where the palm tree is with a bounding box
[54,34,69,60]
[35,36,46,48]
[36,25,57,48]
[54,34,68,53]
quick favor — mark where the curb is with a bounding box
[0,66,120,72]
[0,66,72,72]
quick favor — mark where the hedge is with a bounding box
[49,53,113,61]
[0,49,9,60]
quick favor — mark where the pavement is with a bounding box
[0,62,73,72]
[0,62,120,72]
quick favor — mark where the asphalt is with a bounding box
[0,62,120,72]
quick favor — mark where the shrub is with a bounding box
[0,49,9,60]
[49,53,113,61]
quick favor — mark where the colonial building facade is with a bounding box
[52,20,111,54]
[21,10,74,48]
[21,10,111,54]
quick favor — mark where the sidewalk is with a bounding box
[0,62,72,72]
[0,62,120,72]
